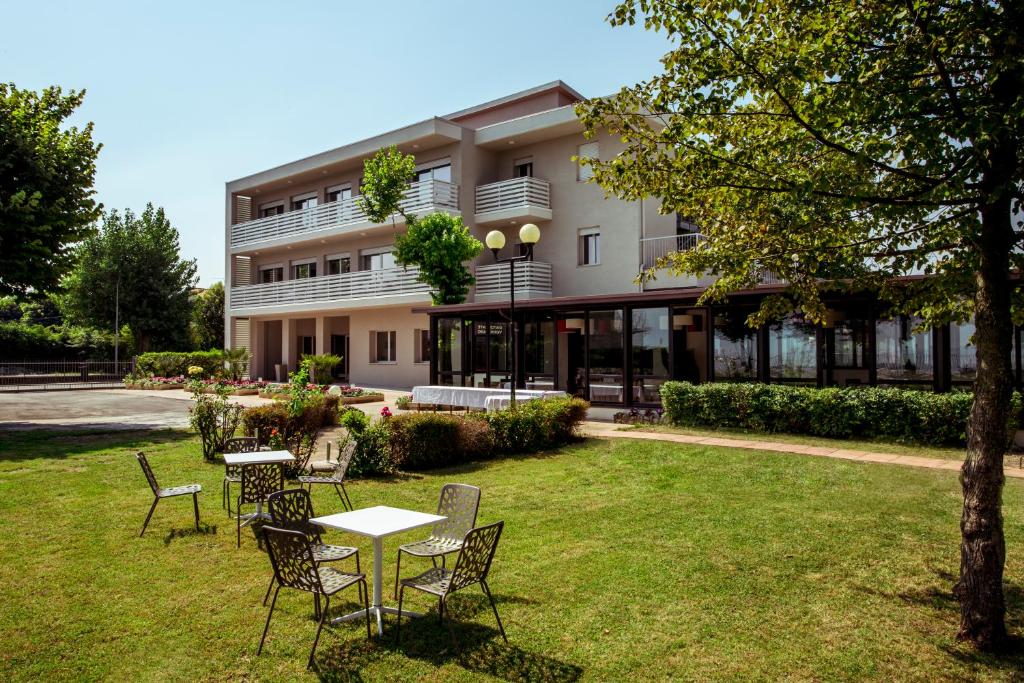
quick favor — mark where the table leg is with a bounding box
[372,537,384,635]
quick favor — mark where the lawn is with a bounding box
[0,429,1021,681]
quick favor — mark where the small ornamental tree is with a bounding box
[358,145,416,224]
[394,212,483,304]
[577,0,1023,649]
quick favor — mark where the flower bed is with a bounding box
[199,378,268,396]
[123,375,186,390]
[258,383,382,403]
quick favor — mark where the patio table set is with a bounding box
[133,437,508,669]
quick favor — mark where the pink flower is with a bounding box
[380,407,392,418]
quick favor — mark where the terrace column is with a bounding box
[281,319,296,380]
[315,316,327,357]
[250,319,264,380]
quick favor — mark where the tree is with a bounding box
[0,84,102,296]
[394,212,483,304]
[63,204,198,352]
[190,282,225,350]
[358,145,416,224]
[577,0,1022,650]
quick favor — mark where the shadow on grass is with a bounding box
[861,566,1024,670]
[0,427,195,462]
[163,523,218,544]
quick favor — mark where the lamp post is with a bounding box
[485,223,541,407]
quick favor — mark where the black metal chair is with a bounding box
[222,437,259,517]
[265,488,363,612]
[259,526,370,669]
[298,440,356,510]
[236,462,284,548]
[393,483,480,599]
[134,451,201,537]
[396,521,507,648]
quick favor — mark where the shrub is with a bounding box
[240,394,338,476]
[480,396,590,455]
[136,350,224,378]
[659,381,1019,447]
[188,382,243,461]
[341,408,394,476]
[303,354,342,384]
[388,412,494,471]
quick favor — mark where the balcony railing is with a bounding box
[640,233,706,270]
[474,260,553,301]
[228,266,429,311]
[230,179,459,250]
[474,177,551,215]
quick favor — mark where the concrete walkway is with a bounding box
[583,421,1024,479]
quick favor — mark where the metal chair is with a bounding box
[236,462,284,548]
[265,488,363,612]
[396,521,506,647]
[134,451,201,537]
[222,437,259,517]
[393,483,480,599]
[298,440,356,510]
[259,526,370,669]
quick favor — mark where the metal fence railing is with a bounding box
[0,360,136,392]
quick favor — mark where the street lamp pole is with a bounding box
[485,224,541,408]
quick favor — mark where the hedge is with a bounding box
[135,350,225,377]
[660,381,1021,447]
[0,321,129,360]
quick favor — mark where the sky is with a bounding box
[2,0,671,286]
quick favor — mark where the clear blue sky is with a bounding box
[2,0,670,286]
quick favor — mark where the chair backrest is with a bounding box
[331,439,357,482]
[240,463,283,505]
[224,437,259,454]
[135,451,159,494]
[449,521,504,593]
[263,525,323,594]
[431,483,481,543]
[267,488,321,543]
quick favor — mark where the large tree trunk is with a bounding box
[954,195,1014,650]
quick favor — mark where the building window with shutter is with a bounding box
[414,329,430,364]
[259,265,284,283]
[577,141,599,181]
[291,260,317,279]
[327,255,351,275]
[578,228,601,266]
[370,330,397,363]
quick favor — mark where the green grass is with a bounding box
[620,422,980,461]
[0,429,1022,681]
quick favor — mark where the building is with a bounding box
[225,81,1015,405]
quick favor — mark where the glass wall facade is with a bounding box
[768,314,817,382]
[588,310,625,403]
[524,313,556,389]
[631,307,671,403]
[436,317,464,385]
[713,309,757,380]
[950,317,977,383]
[876,316,933,384]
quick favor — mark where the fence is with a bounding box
[0,360,136,392]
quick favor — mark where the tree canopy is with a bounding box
[190,282,224,351]
[62,204,197,352]
[578,0,1022,650]
[393,212,483,304]
[0,83,102,296]
[358,145,416,224]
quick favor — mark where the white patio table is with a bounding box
[223,450,294,518]
[310,505,446,636]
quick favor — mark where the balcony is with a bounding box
[640,233,717,290]
[228,266,430,315]
[474,260,553,302]
[473,177,552,227]
[230,179,459,252]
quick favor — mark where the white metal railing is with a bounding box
[640,233,706,270]
[474,177,551,214]
[230,179,459,249]
[228,266,429,310]
[475,261,553,298]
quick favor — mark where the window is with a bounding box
[713,309,757,380]
[259,266,283,284]
[951,317,977,382]
[361,249,396,271]
[370,330,397,363]
[325,184,352,203]
[578,228,600,266]
[676,214,699,234]
[832,317,870,369]
[876,315,933,383]
[259,203,284,218]
[513,157,533,178]
[326,255,351,276]
[414,329,431,363]
[577,141,599,181]
[412,160,451,184]
[291,261,317,279]
[299,336,315,356]
[291,193,318,211]
[768,313,818,381]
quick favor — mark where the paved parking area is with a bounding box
[0,389,192,431]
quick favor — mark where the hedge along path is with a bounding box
[582,422,1024,479]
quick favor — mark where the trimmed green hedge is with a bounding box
[135,350,224,377]
[0,321,130,360]
[660,381,1020,447]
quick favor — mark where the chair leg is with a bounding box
[442,595,459,653]
[361,579,371,639]
[222,479,227,510]
[140,497,159,537]
[395,584,405,644]
[333,483,346,509]
[263,574,276,606]
[237,509,241,548]
[192,493,200,531]
[481,580,507,643]
[258,585,280,655]
[355,552,364,604]
[314,593,321,621]
[393,549,403,600]
[308,595,330,670]
[340,482,353,510]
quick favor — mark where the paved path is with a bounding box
[583,421,1024,479]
